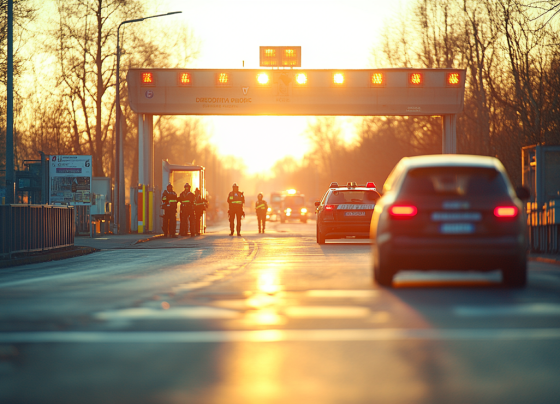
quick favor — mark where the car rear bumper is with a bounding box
[321,222,371,239]
[377,234,525,270]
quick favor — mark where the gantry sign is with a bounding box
[128,68,465,118]
[127,67,465,233]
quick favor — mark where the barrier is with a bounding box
[527,200,560,253]
[0,204,75,259]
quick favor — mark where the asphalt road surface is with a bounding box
[1,216,560,404]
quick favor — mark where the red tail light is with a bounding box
[494,206,518,218]
[366,182,376,188]
[325,205,336,211]
[389,205,417,218]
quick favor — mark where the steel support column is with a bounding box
[442,114,457,154]
[5,0,14,204]
[138,114,154,232]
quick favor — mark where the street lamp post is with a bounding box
[114,11,181,234]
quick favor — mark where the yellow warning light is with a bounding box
[216,72,231,87]
[141,72,154,85]
[295,73,307,85]
[260,47,279,66]
[282,48,300,66]
[447,72,460,86]
[409,73,423,86]
[178,72,192,86]
[333,73,345,85]
[257,73,269,85]
[370,72,384,86]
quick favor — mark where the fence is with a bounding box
[527,200,560,253]
[0,205,75,259]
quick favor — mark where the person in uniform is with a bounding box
[255,192,268,233]
[178,183,195,237]
[193,188,208,236]
[227,183,245,236]
[161,183,178,237]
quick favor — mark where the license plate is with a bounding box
[439,223,475,234]
[432,212,481,221]
[345,211,366,217]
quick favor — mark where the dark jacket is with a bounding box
[179,190,195,212]
[162,190,178,213]
[227,191,245,211]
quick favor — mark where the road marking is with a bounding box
[305,290,379,298]
[94,306,240,320]
[454,303,560,317]
[284,306,371,318]
[1,328,560,343]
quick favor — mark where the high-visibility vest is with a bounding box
[228,191,244,207]
[256,201,267,211]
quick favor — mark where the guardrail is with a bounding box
[0,205,75,259]
[527,200,560,253]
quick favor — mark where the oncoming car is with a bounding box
[315,182,381,244]
[370,155,530,288]
[280,191,308,223]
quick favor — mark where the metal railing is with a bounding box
[0,204,75,259]
[527,200,560,253]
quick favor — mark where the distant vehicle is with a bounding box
[370,155,531,288]
[315,182,380,244]
[268,192,283,222]
[280,190,308,223]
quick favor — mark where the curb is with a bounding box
[0,246,98,269]
[529,256,560,266]
[134,234,166,245]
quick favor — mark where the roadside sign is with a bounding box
[49,155,92,205]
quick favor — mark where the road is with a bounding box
[1,216,560,404]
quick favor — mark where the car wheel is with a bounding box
[316,223,326,245]
[502,256,527,288]
[373,247,395,287]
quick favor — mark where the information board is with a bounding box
[49,155,92,205]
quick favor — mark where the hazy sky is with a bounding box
[162,0,411,174]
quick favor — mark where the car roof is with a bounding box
[399,154,503,170]
[329,187,377,191]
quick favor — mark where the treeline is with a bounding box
[271,0,560,201]
[0,0,233,204]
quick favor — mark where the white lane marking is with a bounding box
[95,306,240,320]
[454,303,560,317]
[284,306,371,318]
[305,290,378,298]
[1,328,560,343]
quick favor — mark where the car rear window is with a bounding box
[327,190,381,204]
[400,167,509,197]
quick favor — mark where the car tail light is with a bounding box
[325,205,336,211]
[494,206,518,218]
[389,205,417,218]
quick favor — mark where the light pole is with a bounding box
[115,11,182,234]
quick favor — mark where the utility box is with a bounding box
[522,145,560,205]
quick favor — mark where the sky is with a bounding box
[161,0,411,174]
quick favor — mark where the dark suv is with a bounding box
[315,182,381,244]
[370,155,530,287]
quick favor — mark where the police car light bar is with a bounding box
[366,182,376,188]
[329,182,339,188]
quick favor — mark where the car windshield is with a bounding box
[283,196,304,207]
[327,190,380,204]
[271,194,283,203]
[400,166,509,197]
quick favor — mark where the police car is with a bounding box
[315,182,381,244]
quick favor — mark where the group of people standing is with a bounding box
[161,182,208,238]
[162,183,269,237]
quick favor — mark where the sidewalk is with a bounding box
[529,252,560,266]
